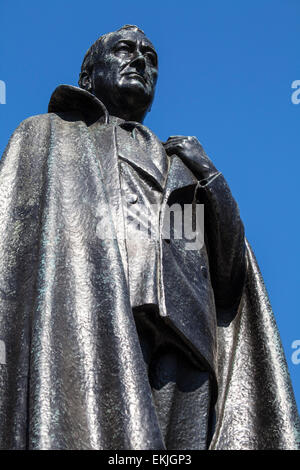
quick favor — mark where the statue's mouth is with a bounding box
[122,72,147,85]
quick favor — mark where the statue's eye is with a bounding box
[145,52,157,67]
[115,44,131,54]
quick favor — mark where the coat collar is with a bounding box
[48,85,168,190]
[48,85,110,125]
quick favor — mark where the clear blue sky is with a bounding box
[0,0,299,411]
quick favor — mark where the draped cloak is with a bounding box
[0,85,299,450]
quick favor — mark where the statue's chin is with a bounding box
[116,84,152,112]
[93,80,153,119]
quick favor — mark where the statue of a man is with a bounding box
[0,25,299,450]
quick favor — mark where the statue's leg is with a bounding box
[133,308,212,450]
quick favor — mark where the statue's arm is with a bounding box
[196,171,246,308]
[164,136,246,308]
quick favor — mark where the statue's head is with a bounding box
[78,25,158,122]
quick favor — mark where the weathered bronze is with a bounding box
[0,25,299,450]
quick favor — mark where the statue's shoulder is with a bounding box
[16,112,54,134]
[13,111,77,140]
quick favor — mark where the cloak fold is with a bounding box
[0,93,299,449]
[211,240,300,449]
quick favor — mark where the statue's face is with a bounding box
[90,29,158,115]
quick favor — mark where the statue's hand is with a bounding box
[163,136,218,180]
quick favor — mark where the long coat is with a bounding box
[0,85,299,449]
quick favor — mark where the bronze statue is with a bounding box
[0,25,299,450]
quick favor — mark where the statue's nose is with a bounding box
[130,53,146,72]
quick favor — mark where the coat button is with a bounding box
[127,193,138,204]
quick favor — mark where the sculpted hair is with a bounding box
[78,25,146,91]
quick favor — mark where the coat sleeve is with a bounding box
[196,171,246,309]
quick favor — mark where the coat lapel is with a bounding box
[162,155,198,204]
[115,124,167,192]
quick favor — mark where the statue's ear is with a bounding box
[79,71,92,93]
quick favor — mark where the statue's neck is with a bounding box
[93,94,147,123]
[102,104,146,123]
